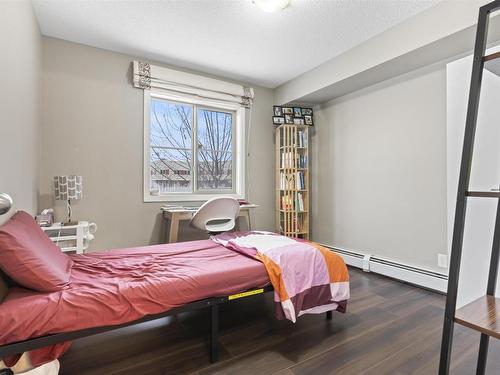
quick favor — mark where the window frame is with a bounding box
[143,89,246,202]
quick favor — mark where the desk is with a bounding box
[161,204,259,243]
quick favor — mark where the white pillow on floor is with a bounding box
[0,359,59,375]
[21,361,60,375]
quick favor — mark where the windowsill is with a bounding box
[144,192,245,203]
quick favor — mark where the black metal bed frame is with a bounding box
[0,284,332,365]
[439,1,500,374]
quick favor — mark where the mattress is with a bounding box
[0,239,269,366]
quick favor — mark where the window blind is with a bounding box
[133,61,254,108]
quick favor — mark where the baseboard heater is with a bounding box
[321,244,448,294]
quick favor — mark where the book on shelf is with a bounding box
[295,171,305,190]
[279,172,305,190]
[296,192,305,212]
[279,172,295,190]
[280,192,306,215]
[297,129,308,148]
[281,152,293,169]
[297,154,307,168]
[281,194,294,211]
[280,153,308,170]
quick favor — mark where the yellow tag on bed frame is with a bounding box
[228,288,264,300]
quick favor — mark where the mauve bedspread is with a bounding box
[0,240,269,367]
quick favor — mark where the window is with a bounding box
[144,91,245,201]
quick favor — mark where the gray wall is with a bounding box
[0,0,41,224]
[40,37,275,251]
[311,66,447,273]
[1,10,448,272]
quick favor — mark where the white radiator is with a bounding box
[322,244,448,293]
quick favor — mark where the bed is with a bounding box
[0,212,349,371]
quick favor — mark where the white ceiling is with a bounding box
[32,0,441,88]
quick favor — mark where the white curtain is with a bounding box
[132,61,254,108]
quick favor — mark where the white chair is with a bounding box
[190,197,240,234]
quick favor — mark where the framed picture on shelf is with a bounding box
[285,114,294,124]
[293,118,305,125]
[273,116,285,125]
[293,107,302,117]
[273,106,283,116]
[304,115,313,126]
[282,107,293,115]
[301,108,313,116]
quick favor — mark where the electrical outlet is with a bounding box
[438,253,448,268]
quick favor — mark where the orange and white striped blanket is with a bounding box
[212,231,350,322]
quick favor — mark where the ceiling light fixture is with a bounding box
[253,0,291,13]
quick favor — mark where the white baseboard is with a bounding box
[320,244,448,293]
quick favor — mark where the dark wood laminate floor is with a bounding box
[59,267,500,374]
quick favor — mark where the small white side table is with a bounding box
[41,221,96,254]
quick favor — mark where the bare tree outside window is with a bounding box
[150,99,193,193]
[149,98,234,194]
[197,108,233,191]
